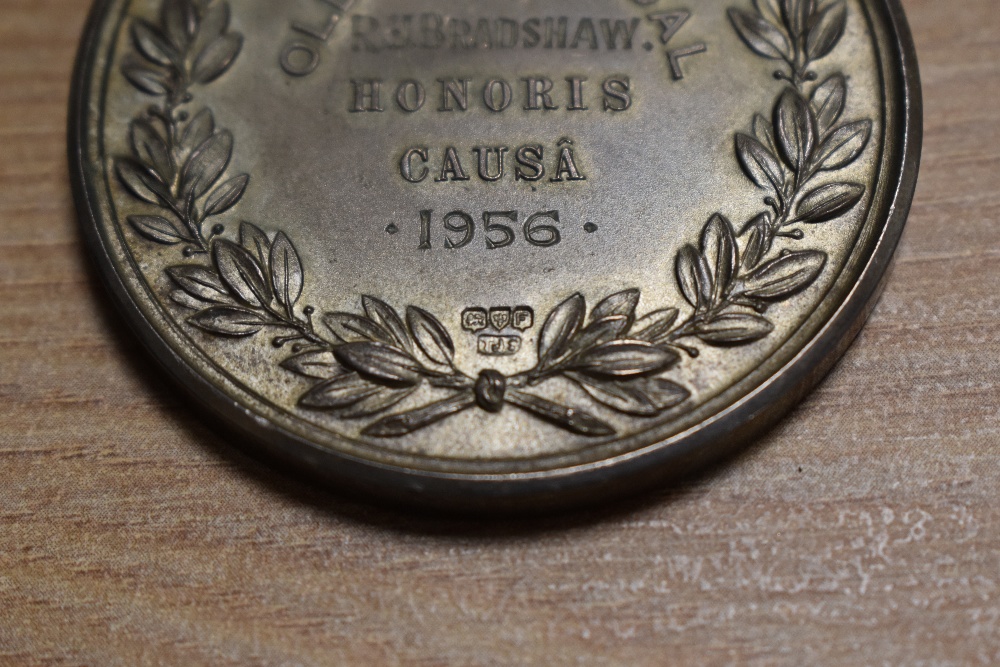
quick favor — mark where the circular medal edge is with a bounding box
[69,0,922,512]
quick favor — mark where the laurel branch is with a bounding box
[115,0,869,438]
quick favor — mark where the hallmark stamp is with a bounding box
[463,306,535,356]
[478,335,522,356]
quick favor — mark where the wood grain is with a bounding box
[1,1,998,664]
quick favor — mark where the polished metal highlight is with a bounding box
[70,0,921,510]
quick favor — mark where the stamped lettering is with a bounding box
[350,15,643,52]
[401,139,585,184]
[351,76,633,115]
[111,0,873,442]
[412,211,565,250]
[461,306,536,357]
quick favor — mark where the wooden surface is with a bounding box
[1,1,998,664]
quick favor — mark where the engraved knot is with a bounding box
[474,370,507,413]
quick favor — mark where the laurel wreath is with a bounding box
[115,0,870,438]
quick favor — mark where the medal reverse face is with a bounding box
[71,0,920,510]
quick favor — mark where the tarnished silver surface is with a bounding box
[70,0,921,510]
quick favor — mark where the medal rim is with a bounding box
[69,0,922,511]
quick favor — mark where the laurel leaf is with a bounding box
[171,290,207,310]
[212,238,270,307]
[631,308,680,343]
[572,374,689,416]
[322,313,395,345]
[728,8,790,60]
[298,373,381,410]
[269,232,304,309]
[192,33,243,84]
[181,130,233,198]
[700,214,738,307]
[132,20,175,67]
[812,120,872,171]
[812,74,847,134]
[590,289,640,328]
[116,158,167,205]
[736,133,785,193]
[167,265,234,304]
[128,215,185,245]
[677,245,711,311]
[180,108,215,154]
[407,306,455,367]
[121,62,170,96]
[238,221,270,266]
[197,1,231,39]
[567,316,631,357]
[538,293,585,367]
[694,313,774,345]
[162,0,198,49]
[740,213,775,271]
[338,386,419,419]
[571,341,679,378]
[203,174,249,217]
[741,250,827,300]
[363,296,411,352]
[189,306,267,337]
[280,350,343,380]
[796,182,865,223]
[774,88,817,173]
[130,118,174,183]
[753,113,779,154]
[806,0,847,61]
[754,0,784,26]
[334,342,424,386]
[781,0,814,38]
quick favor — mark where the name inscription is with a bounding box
[279,6,706,83]
[276,4,708,249]
[351,15,642,52]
